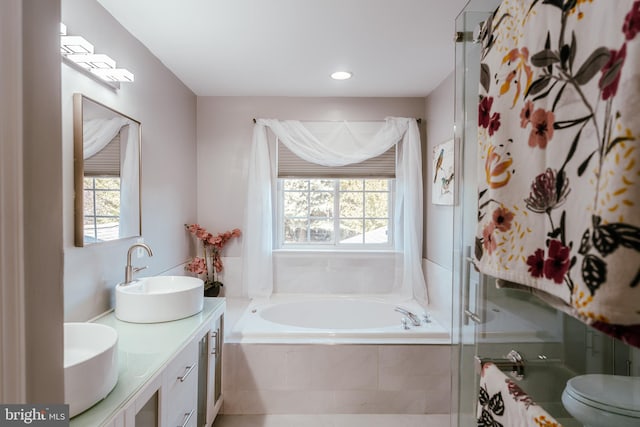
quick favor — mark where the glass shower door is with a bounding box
[452,5,495,427]
[452,2,634,426]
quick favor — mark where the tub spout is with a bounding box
[394,306,421,326]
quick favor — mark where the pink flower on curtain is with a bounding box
[520,100,534,128]
[482,223,497,255]
[528,108,555,149]
[492,206,514,232]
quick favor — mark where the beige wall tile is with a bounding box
[332,390,428,414]
[310,346,378,390]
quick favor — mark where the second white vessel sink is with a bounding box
[64,322,118,418]
[115,275,204,323]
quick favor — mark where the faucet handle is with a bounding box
[401,318,411,330]
[133,266,148,273]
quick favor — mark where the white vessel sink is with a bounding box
[64,322,118,418]
[115,276,204,323]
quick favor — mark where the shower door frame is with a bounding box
[451,2,502,426]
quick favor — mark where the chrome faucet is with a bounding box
[124,243,153,284]
[394,306,421,327]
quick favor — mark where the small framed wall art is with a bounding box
[431,138,455,205]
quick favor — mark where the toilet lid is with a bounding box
[565,374,640,416]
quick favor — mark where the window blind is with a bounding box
[84,133,120,176]
[277,142,396,178]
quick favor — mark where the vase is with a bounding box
[204,281,223,297]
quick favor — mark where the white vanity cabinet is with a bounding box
[123,376,161,427]
[205,314,223,426]
[70,298,225,427]
[162,339,199,427]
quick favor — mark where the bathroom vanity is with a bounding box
[70,298,225,427]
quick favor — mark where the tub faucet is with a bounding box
[394,306,421,326]
[124,243,153,284]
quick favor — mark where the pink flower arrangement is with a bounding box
[185,223,241,290]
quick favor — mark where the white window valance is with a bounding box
[82,117,128,159]
[277,142,396,178]
[242,117,428,304]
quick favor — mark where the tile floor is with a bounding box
[212,414,451,427]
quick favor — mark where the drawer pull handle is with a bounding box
[211,330,218,355]
[177,365,195,382]
[178,409,194,427]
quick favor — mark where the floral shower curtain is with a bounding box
[242,117,426,302]
[475,0,640,346]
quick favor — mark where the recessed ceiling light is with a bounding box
[331,71,352,80]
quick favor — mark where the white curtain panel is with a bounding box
[119,123,139,238]
[242,117,427,303]
[82,117,129,159]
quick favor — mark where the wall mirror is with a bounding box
[74,93,142,246]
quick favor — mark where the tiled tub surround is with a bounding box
[222,296,452,414]
[215,250,453,415]
[222,343,452,414]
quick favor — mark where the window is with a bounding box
[83,176,121,243]
[278,178,393,248]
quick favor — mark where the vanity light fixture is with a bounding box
[66,53,117,70]
[60,36,94,55]
[90,68,135,83]
[331,71,353,80]
[60,23,134,84]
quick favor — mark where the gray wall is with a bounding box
[424,73,455,269]
[62,0,197,321]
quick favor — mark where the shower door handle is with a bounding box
[463,246,481,325]
[464,308,481,324]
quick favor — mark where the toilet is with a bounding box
[562,374,640,427]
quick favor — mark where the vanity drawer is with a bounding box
[163,340,198,424]
[167,407,197,427]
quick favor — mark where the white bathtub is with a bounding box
[230,294,450,344]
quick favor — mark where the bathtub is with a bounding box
[229,294,450,344]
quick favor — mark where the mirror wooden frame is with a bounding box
[73,93,142,247]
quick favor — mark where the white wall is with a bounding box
[424,73,455,270]
[421,73,455,320]
[62,0,197,321]
[196,97,426,297]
